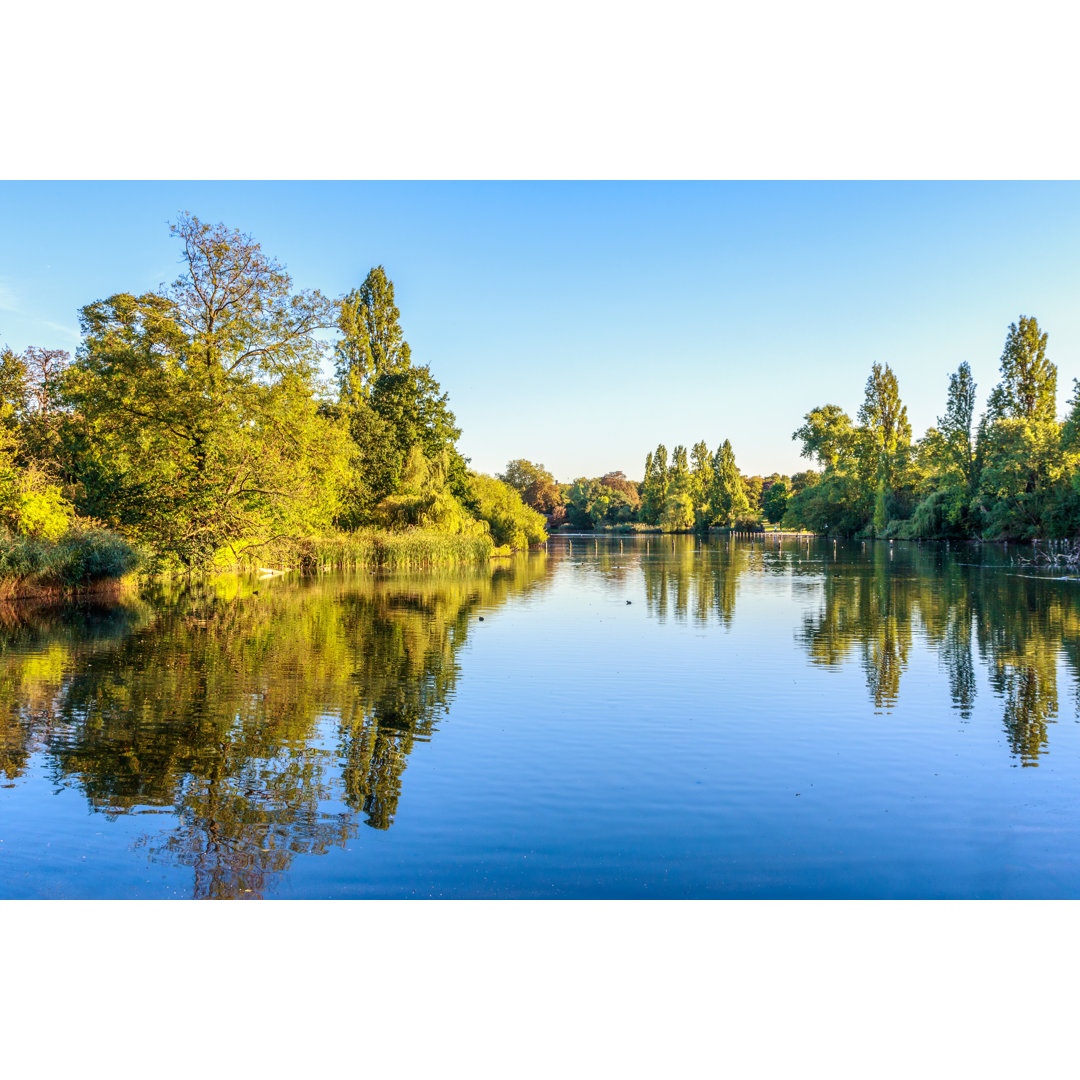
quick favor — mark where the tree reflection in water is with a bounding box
[5,537,1080,899]
[797,542,1080,765]
[0,555,550,898]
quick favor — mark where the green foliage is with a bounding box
[640,445,668,524]
[708,439,749,527]
[561,474,638,529]
[793,404,855,470]
[336,265,412,404]
[783,471,866,535]
[0,347,29,429]
[64,214,349,569]
[0,526,140,594]
[498,459,561,513]
[466,472,548,548]
[660,490,695,531]
[0,411,75,541]
[974,318,1067,539]
[345,362,469,524]
[762,480,788,523]
[987,316,1055,422]
[857,362,912,495]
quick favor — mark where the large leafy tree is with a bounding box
[910,362,982,537]
[792,404,855,471]
[857,363,911,492]
[64,213,351,567]
[689,441,712,527]
[344,363,470,526]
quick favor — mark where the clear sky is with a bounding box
[2,180,1080,482]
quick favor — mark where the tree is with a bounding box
[640,444,668,524]
[857,363,911,492]
[763,480,788,523]
[334,266,471,528]
[793,404,855,470]
[689,441,712,527]
[977,317,1062,538]
[467,472,547,547]
[498,459,561,513]
[18,346,71,467]
[345,363,469,525]
[935,361,978,488]
[709,440,749,526]
[336,266,412,406]
[0,346,29,432]
[987,316,1055,422]
[855,363,913,534]
[64,213,350,567]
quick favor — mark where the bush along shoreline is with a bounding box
[0,527,142,598]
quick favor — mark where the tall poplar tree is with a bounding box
[336,266,412,405]
[640,444,668,524]
[336,267,469,524]
[690,440,712,528]
[987,316,1055,422]
[709,440,749,526]
[979,316,1062,537]
[857,363,911,494]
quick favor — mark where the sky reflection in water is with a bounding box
[2,535,1080,899]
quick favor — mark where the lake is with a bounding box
[2,534,1079,899]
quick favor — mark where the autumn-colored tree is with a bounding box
[499,459,562,513]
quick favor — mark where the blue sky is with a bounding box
[2,181,1079,481]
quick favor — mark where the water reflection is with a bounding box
[0,556,551,897]
[794,540,1080,765]
[557,534,1080,767]
[5,535,1080,899]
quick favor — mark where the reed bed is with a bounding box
[290,529,495,571]
[0,528,142,597]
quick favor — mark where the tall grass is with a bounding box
[0,527,142,597]
[287,528,495,571]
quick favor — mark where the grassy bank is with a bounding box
[0,528,142,598]
[1,526,520,598]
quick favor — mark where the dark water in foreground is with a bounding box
[2,535,1079,899]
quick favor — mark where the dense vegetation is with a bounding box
[0,215,545,586]
[6,216,1076,572]
[784,316,1080,539]
[500,450,814,534]
[502,315,1080,542]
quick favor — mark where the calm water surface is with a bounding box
[2,535,1079,899]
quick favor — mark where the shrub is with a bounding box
[466,472,548,549]
[0,526,141,595]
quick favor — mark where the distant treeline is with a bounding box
[0,214,546,582]
[503,315,1080,541]
[498,451,813,533]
